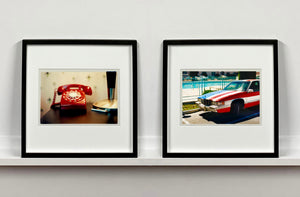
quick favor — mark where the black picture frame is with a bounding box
[162,39,278,158]
[22,39,138,158]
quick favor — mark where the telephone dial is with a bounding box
[51,84,92,111]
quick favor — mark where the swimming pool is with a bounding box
[182,80,232,89]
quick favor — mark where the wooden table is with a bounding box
[40,103,118,124]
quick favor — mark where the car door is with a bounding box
[245,81,260,108]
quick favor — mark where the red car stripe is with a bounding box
[217,107,231,113]
[217,100,260,113]
[214,91,259,102]
[211,91,241,101]
[207,91,234,100]
[244,100,260,108]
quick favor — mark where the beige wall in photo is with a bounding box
[40,71,118,117]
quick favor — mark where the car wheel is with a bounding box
[231,102,243,116]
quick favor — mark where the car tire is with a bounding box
[231,101,243,116]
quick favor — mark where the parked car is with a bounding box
[196,80,260,115]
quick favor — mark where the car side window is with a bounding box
[249,81,259,92]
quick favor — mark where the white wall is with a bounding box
[0,0,299,196]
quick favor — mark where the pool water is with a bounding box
[182,80,232,89]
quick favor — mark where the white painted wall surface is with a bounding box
[0,0,299,196]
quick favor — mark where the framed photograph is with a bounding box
[163,40,278,158]
[22,39,137,158]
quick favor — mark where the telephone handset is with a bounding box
[51,84,92,111]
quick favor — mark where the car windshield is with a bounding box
[223,81,250,91]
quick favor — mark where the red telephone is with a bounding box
[51,84,92,111]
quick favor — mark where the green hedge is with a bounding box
[182,103,199,111]
[202,89,215,95]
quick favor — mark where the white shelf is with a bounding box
[0,135,299,166]
[0,157,300,166]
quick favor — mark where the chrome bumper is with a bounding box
[196,102,218,112]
